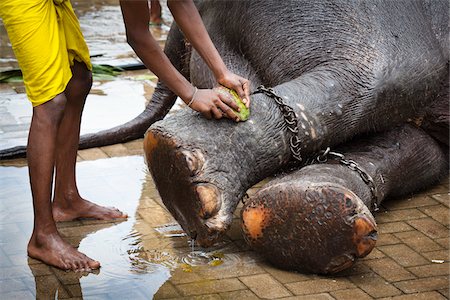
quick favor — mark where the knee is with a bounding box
[70,62,92,98]
[76,68,93,97]
[33,94,67,129]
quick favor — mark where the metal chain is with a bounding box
[314,147,380,211]
[253,85,302,161]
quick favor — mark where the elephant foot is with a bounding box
[144,130,233,247]
[241,181,377,274]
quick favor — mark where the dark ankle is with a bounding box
[53,189,82,208]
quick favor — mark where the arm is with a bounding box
[119,0,248,121]
[167,0,250,105]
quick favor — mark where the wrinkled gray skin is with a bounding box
[144,0,449,246]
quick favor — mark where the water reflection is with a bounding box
[0,155,252,299]
[0,156,171,299]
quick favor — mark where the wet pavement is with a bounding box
[0,0,179,150]
[1,142,448,300]
[0,1,449,299]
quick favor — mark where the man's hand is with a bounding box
[217,71,251,108]
[189,89,241,122]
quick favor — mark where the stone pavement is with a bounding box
[3,140,447,299]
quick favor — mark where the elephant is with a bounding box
[2,0,447,273]
[144,0,448,253]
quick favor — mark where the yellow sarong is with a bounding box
[0,0,91,106]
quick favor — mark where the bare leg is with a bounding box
[26,93,100,271]
[52,61,128,222]
[149,0,162,25]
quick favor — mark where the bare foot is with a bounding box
[53,197,128,222]
[28,231,100,271]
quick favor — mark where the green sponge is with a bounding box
[215,86,250,121]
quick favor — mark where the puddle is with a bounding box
[0,79,152,150]
[0,155,252,299]
[0,156,171,298]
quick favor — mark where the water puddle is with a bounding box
[0,156,170,298]
[0,155,252,299]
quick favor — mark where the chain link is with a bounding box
[253,85,302,161]
[314,147,380,211]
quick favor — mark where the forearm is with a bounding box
[167,0,228,81]
[130,34,194,102]
[120,0,195,103]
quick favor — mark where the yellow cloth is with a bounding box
[0,0,91,106]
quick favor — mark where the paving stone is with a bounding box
[285,277,355,296]
[279,294,334,300]
[394,276,449,293]
[349,272,402,298]
[383,195,438,210]
[365,257,415,282]
[425,182,450,194]
[435,237,449,249]
[438,288,449,298]
[334,262,373,278]
[165,295,222,300]
[330,288,372,300]
[378,244,429,267]
[431,194,449,208]
[419,205,449,226]
[153,281,180,299]
[77,148,109,160]
[376,233,402,246]
[262,265,311,284]
[239,274,292,298]
[175,278,245,296]
[394,230,443,253]
[100,143,130,157]
[420,249,450,262]
[123,139,144,152]
[407,262,449,278]
[376,209,427,223]
[219,289,259,300]
[361,248,385,260]
[378,291,447,300]
[408,218,449,239]
[378,222,413,234]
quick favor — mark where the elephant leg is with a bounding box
[241,123,448,274]
[144,53,443,248]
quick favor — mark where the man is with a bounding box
[120,0,251,119]
[0,0,129,272]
